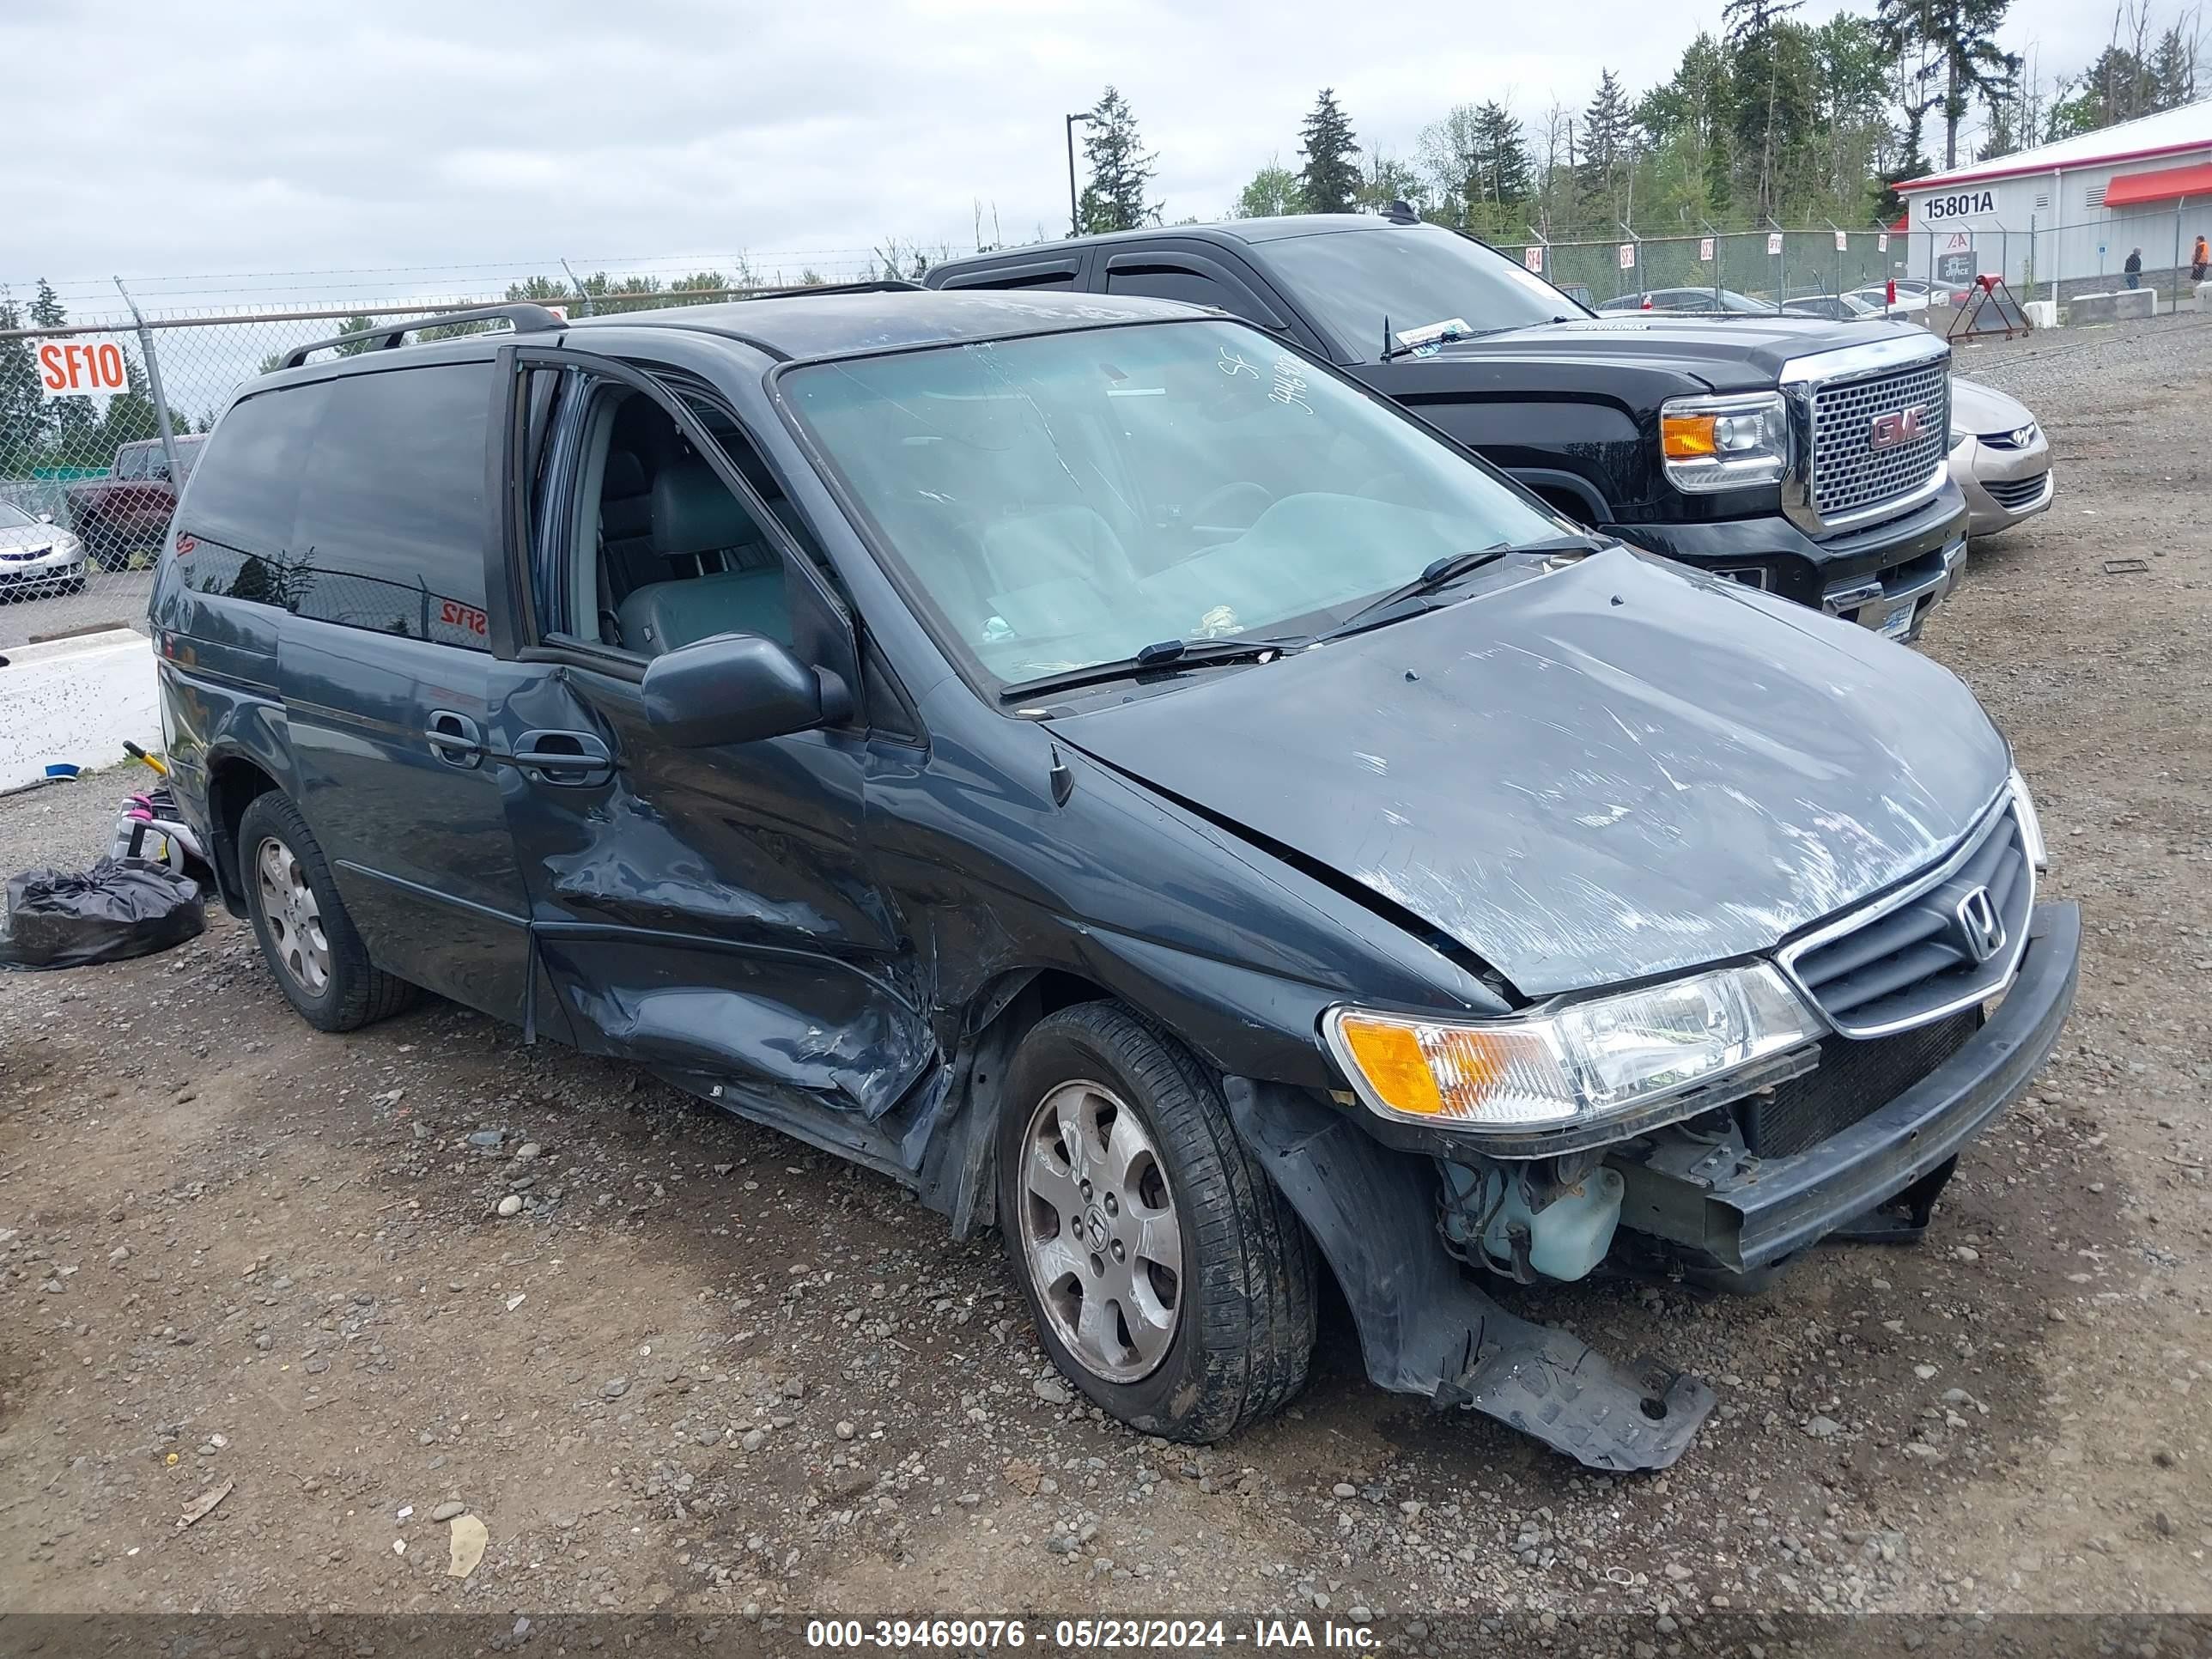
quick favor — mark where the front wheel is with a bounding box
[237,791,415,1031]
[997,1002,1316,1442]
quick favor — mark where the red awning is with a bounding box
[2103,161,2212,207]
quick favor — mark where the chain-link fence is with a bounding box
[1517,227,1905,313]
[0,287,807,645]
[9,214,2200,645]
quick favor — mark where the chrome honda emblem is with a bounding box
[1954,886,2004,963]
[1869,404,1929,452]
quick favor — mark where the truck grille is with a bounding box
[1808,359,1950,525]
[1780,801,2032,1037]
[1741,1010,1978,1158]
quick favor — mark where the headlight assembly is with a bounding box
[1659,391,1789,492]
[1324,963,1822,1139]
[2009,766,2048,869]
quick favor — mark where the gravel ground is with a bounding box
[3,313,2209,1646]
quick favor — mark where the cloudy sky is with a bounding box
[4,0,2163,315]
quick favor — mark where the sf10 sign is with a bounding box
[38,338,131,399]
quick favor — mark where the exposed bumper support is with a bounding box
[1224,1079,1715,1472]
[1623,902,2080,1276]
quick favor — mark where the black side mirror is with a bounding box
[639,632,853,748]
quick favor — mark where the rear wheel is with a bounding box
[237,792,414,1031]
[997,1001,1316,1442]
[81,518,130,572]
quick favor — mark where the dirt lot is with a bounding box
[4,313,2210,1644]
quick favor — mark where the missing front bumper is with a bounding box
[1613,902,2079,1276]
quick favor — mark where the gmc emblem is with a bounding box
[1869,404,1929,451]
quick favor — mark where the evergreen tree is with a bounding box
[1724,0,1810,222]
[1876,0,2018,169]
[2149,24,2197,111]
[1577,69,1634,227]
[0,295,44,477]
[1078,87,1159,234]
[1473,102,1534,210]
[1297,88,1362,214]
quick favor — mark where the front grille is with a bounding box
[1983,472,2050,509]
[1783,802,2032,1036]
[1809,359,1950,525]
[1741,1010,1979,1158]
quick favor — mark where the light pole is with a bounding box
[1065,112,1095,238]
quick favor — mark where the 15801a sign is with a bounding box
[1920,188,1996,223]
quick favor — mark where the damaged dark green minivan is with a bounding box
[151,289,2077,1471]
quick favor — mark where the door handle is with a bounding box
[511,728,613,787]
[426,709,484,769]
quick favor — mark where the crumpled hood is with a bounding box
[1048,547,2009,998]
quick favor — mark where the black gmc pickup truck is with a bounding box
[928,215,1969,640]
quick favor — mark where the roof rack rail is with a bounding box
[278,302,567,371]
[741,279,924,301]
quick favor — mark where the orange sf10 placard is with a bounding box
[38,339,131,398]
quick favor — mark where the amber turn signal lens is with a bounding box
[1332,1014,1446,1115]
[1661,413,1718,459]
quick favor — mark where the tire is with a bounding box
[80,518,128,573]
[236,792,415,1032]
[997,1001,1316,1443]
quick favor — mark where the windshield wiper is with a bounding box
[1310,537,1610,644]
[1377,324,1513,362]
[997,637,1293,702]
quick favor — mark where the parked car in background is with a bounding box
[931,216,1969,640]
[155,291,2074,1473]
[1780,291,1883,321]
[1596,286,1779,315]
[0,500,87,599]
[64,434,205,570]
[1948,377,2054,537]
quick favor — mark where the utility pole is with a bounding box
[1065,112,1097,239]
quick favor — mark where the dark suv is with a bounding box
[929,217,1969,641]
[153,291,2074,1472]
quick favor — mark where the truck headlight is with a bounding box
[2009,767,2047,869]
[1325,964,1822,1135]
[1659,392,1789,492]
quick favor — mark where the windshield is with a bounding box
[783,319,1568,690]
[0,502,34,530]
[1253,224,1589,358]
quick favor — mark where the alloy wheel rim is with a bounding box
[1016,1079,1182,1383]
[254,835,331,996]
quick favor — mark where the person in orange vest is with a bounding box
[2194,234,2209,283]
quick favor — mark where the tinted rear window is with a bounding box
[176,364,493,649]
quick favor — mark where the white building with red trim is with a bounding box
[1896,100,2211,295]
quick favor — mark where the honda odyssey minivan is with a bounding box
[151,289,2077,1471]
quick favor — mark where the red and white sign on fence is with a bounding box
[37,338,131,399]
[1522,245,1544,273]
[1698,236,1715,262]
[1767,232,1784,257]
[1834,229,1849,251]
[1617,243,1636,270]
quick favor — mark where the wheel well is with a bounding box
[207,757,278,911]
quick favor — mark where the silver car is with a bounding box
[0,501,87,598]
[1948,378,2054,538]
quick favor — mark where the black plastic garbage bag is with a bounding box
[0,858,205,970]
